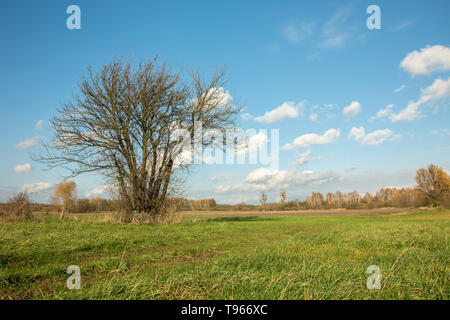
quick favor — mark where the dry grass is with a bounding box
[0,192,34,222]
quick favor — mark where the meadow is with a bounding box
[0,209,448,300]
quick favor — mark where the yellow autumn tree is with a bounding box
[51,181,77,220]
[415,164,450,205]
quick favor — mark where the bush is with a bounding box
[112,199,179,225]
[0,192,34,222]
[440,191,450,208]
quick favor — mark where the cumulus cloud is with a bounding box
[216,168,341,194]
[348,126,399,145]
[191,87,233,107]
[19,182,53,194]
[400,45,450,76]
[390,77,450,121]
[394,85,406,93]
[14,136,40,150]
[369,104,395,121]
[294,149,311,165]
[283,128,340,149]
[310,104,337,121]
[209,174,232,183]
[254,101,306,123]
[343,101,361,119]
[85,185,113,198]
[13,163,32,174]
[235,132,269,155]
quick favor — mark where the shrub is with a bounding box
[112,199,179,225]
[440,191,450,208]
[0,192,34,222]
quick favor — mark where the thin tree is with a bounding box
[260,191,267,211]
[280,189,286,207]
[51,181,77,221]
[416,164,450,205]
[36,58,242,222]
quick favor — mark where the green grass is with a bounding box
[0,209,448,299]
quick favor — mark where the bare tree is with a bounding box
[326,192,335,208]
[51,181,77,221]
[335,191,344,208]
[280,189,286,206]
[37,58,241,222]
[260,191,267,211]
[363,192,373,203]
[307,192,324,209]
[416,164,450,205]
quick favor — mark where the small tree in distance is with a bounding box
[51,181,77,221]
[280,189,287,207]
[260,191,267,211]
[415,164,450,206]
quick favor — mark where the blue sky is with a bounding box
[1,0,449,204]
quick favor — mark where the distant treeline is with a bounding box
[303,187,427,209]
[0,187,442,214]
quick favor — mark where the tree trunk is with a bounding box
[59,206,65,221]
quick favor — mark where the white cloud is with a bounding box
[235,132,269,155]
[254,100,306,123]
[19,182,53,194]
[34,120,44,130]
[400,45,450,76]
[85,185,112,198]
[390,77,450,121]
[394,85,406,93]
[217,168,341,194]
[310,104,337,121]
[431,129,450,136]
[240,113,253,120]
[190,87,233,110]
[369,104,395,121]
[348,126,365,141]
[294,149,311,165]
[343,101,361,119]
[14,136,40,150]
[245,168,278,184]
[13,163,32,174]
[209,174,232,183]
[284,128,341,148]
[348,126,399,145]
[281,143,293,151]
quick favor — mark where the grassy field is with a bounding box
[0,209,448,300]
